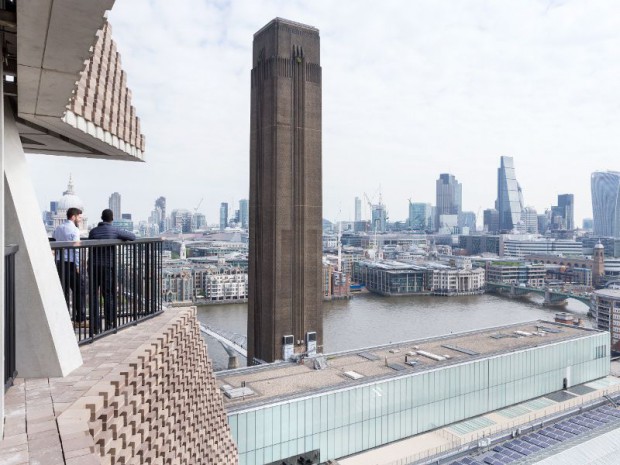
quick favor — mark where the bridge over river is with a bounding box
[486,282,592,307]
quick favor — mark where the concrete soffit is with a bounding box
[16,0,145,161]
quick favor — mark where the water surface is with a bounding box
[198,293,591,370]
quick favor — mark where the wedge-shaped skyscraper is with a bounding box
[592,171,620,238]
[496,156,524,232]
[248,19,323,364]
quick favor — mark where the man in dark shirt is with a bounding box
[88,209,136,332]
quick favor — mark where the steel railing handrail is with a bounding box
[50,238,163,344]
[50,237,163,248]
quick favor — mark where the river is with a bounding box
[197,293,592,371]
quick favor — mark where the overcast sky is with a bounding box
[27,0,620,227]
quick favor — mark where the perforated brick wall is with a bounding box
[57,308,238,464]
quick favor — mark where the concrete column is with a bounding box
[0,39,5,440]
[3,101,82,377]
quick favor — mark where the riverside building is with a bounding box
[592,288,620,352]
[486,262,546,287]
[217,321,610,465]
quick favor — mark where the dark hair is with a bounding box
[101,209,114,222]
[66,207,82,219]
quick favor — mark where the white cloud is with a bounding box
[27,0,620,227]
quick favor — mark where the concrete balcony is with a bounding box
[0,307,237,464]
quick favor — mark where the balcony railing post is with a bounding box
[50,238,163,344]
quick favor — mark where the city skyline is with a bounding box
[25,1,620,226]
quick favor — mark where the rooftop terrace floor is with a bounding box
[0,308,194,465]
[217,320,599,411]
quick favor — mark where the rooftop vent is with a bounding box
[313,356,328,370]
[514,331,533,337]
[416,350,447,361]
[222,386,256,399]
[343,371,364,380]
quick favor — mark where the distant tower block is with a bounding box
[248,18,323,364]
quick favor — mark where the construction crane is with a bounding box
[193,198,204,214]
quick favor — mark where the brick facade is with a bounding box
[0,308,238,464]
[68,21,145,154]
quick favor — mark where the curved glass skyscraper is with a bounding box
[591,171,620,237]
[496,156,524,232]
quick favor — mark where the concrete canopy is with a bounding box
[15,0,145,161]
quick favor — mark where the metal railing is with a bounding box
[50,238,163,344]
[4,244,18,391]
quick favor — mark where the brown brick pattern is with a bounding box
[83,310,237,464]
[68,21,145,153]
[0,308,237,465]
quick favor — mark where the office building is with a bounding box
[583,218,594,231]
[109,192,121,220]
[371,202,387,233]
[496,156,524,232]
[155,196,167,232]
[248,19,323,363]
[435,173,461,230]
[483,208,499,233]
[486,262,546,287]
[592,288,620,351]
[521,206,538,234]
[220,202,229,231]
[538,213,550,234]
[502,238,583,258]
[556,194,574,230]
[192,212,207,231]
[408,202,432,231]
[239,199,249,229]
[458,234,502,255]
[591,171,620,238]
[171,209,192,234]
[458,211,477,232]
[354,196,362,222]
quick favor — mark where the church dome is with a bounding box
[57,175,84,211]
[595,241,604,249]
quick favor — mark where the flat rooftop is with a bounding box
[217,320,601,412]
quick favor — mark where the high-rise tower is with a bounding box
[591,171,620,238]
[155,196,166,232]
[496,156,523,232]
[239,199,249,229]
[435,173,462,230]
[109,192,121,220]
[354,197,362,222]
[248,18,323,364]
[219,202,228,231]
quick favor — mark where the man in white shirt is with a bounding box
[53,207,85,326]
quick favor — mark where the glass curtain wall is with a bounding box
[228,333,609,465]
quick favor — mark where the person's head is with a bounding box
[101,209,114,223]
[66,207,82,227]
